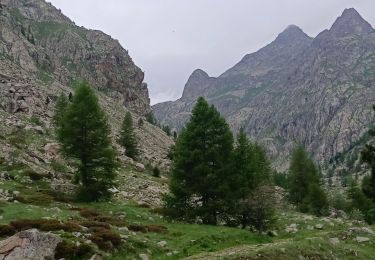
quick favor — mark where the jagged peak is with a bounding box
[329,8,373,36]
[190,69,209,79]
[181,69,212,101]
[274,24,311,44]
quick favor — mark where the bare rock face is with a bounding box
[153,8,375,169]
[0,0,150,115]
[0,229,61,260]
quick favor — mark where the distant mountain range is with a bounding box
[153,8,375,169]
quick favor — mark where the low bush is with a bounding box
[55,240,93,260]
[0,224,16,237]
[10,219,81,232]
[128,224,168,234]
[80,221,110,229]
[79,208,100,218]
[23,169,45,181]
[90,228,121,251]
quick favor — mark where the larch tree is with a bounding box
[119,111,139,160]
[165,97,234,225]
[57,82,117,202]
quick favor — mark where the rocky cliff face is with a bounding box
[153,8,375,169]
[0,0,150,115]
[0,0,173,174]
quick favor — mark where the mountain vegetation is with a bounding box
[0,1,374,259]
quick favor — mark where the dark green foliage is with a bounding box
[153,166,161,178]
[229,129,273,230]
[273,171,289,189]
[305,183,329,216]
[347,181,375,223]
[55,241,93,260]
[288,146,328,216]
[162,125,171,136]
[56,82,117,201]
[53,93,68,127]
[10,219,81,232]
[145,112,157,125]
[119,112,139,160]
[90,228,121,251]
[241,185,276,233]
[165,97,234,225]
[0,224,16,237]
[128,224,168,234]
[361,105,375,202]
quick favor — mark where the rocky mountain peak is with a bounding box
[329,8,373,37]
[274,24,311,45]
[181,69,212,101]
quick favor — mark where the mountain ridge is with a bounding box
[153,8,375,170]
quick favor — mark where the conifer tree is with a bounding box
[53,93,68,128]
[230,129,273,228]
[166,97,233,225]
[288,146,327,215]
[57,82,117,201]
[119,112,139,160]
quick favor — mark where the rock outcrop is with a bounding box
[153,8,375,169]
[0,229,61,260]
[0,0,150,115]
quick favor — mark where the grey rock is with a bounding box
[0,229,61,260]
[356,236,370,243]
[153,8,375,170]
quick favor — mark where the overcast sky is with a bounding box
[48,0,375,105]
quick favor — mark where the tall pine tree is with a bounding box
[166,97,233,225]
[119,112,139,160]
[53,93,68,128]
[57,82,117,201]
[288,146,328,215]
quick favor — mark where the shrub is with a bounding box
[23,169,45,181]
[80,221,111,230]
[90,228,121,251]
[55,241,93,260]
[152,166,161,178]
[0,224,16,237]
[79,208,100,218]
[127,224,168,234]
[10,219,81,232]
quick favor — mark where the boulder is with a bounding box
[0,229,61,260]
[356,236,370,243]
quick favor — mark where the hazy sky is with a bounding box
[48,0,375,104]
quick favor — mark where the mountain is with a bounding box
[0,0,174,190]
[0,0,150,115]
[153,8,375,169]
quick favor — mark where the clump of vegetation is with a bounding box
[78,208,126,226]
[162,125,171,136]
[56,82,117,202]
[55,241,93,260]
[145,112,157,125]
[128,224,168,234]
[23,169,45,181]
[164,98,275,231]
[119,111,139,160]
[10,219,81,232]
[0,224,16,237]
[152,166,161,178]
[90,228,121,251]
[287,146,328,216]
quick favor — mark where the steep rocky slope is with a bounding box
[0,0,174,206]
[153,8,375,169]
[0,0,150,115]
